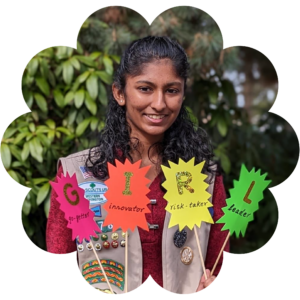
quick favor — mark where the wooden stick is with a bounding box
[194,226,207,280]
[90,240,114,294]
[125,231,128,293]
[211,231,230,276]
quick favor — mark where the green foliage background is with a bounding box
[1,6,298,252]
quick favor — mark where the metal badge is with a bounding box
[101,234,108,241]
[77,244,84,252]
[112,240,119,248]
[120,240,126,247]
[122,232,129,238]
[86,243,93,251]
[95,243,102,251]
[180,246,194,265]
[150,199,157,204]
[111,233,119,240]
[173,229,187,248]
[148,223,159,230]
[103,241,110,249]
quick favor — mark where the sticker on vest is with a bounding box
[96,220,113,233]
[91,205,102,217]
[82,259,125,291]
[78,181,108,205]
[79,166,94,179]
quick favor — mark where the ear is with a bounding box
[112,83,125,106]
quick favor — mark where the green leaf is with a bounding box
[44,194,51,218]
[33,93,48,113]
[37,133,51,148]
[3,127,18,139]
[45,119,56,130]
[85,92,97,115]
[76,118,91,136]
[74,89,85,108]
[29,138,43,163]
[111,55,121,64]
[29,123,36,132]
[22,199,31,216]
[21,142,30,161]
[70,57,80,70]
[36,77,50,96]
[64,91,74,105]
[67,109,77,125]
[86,74,98,100]
[89,52,102,60]
[1,143,11,169]
[36,182,50,205]
[8,170,19,182]
[32,178,50,185]
[53,89,64,108]
[103,56,113,75]
[40,58,49,78]
[217,118,228,137]
[9,144,22,161]
[90,117,99,131]
[27,58,39,76]
[95,71,112,84]
[76,55,96,67]
[98,82,108,106]
[23,90,33,108]
[66,47,74,58]
[77,41,83,54]
[13,132,31,145]
[77,71,90,83]
[220,154,231,174]
[56,127,71,135]
[62,61,74,85]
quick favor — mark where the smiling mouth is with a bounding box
[144,114,166,120]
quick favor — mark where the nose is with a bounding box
[150,91,166,111]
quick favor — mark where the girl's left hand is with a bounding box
[196,269,216,292]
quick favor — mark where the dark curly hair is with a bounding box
[86,36,217,181]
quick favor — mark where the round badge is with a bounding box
[112,241,119,248]
[120,240,126,247]
[95,243,102,251]
[101,234,108,241]
[173,229,187,248]
[86,243,92,251]
[111,233,119,240]
[77,244,84,252]
[103,241,110,249]
[122,232,129,238]
[92,235,99,242]
[180,246,194,265]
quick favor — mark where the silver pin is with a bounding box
[150,199,157,205]
[148,223,159,230]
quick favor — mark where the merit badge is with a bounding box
[112,241,119,248]
[120,240,126,247]
[180,246,194,265]
[78,181,108,205]
[173,229,187,248]
[101,234,108,241]
[95,243,102,251]
[77,244,84,252]
[111,233,119,240]
[86,243,92,251]
[79,166,94,179]
[103,241,110,249]
[122,232,129,238]
[91,205,102,217]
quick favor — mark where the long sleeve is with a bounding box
[46,165,76,254]
[204,174,230,275]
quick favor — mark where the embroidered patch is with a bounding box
[79,166,94,179]
[78,181,108,205]
[91,205,102,217]
[96,220,113,233]
[82,259,125,291]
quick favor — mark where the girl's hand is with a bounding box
[196,269,216,292]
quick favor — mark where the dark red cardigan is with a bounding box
[46,166,229,287]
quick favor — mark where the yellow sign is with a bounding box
[161,158,214,231]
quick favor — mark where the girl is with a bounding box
[47,36,229,294]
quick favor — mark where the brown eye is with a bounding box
[167,88,179,94]
[138,87,152,92]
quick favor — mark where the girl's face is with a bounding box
[113,59,185,141]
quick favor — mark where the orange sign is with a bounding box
[103,159,151,232]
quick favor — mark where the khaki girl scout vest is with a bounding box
[58,149,216,294]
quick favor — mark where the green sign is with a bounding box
[216,164,271,238]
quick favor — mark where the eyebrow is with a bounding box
[135,80,182,88]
